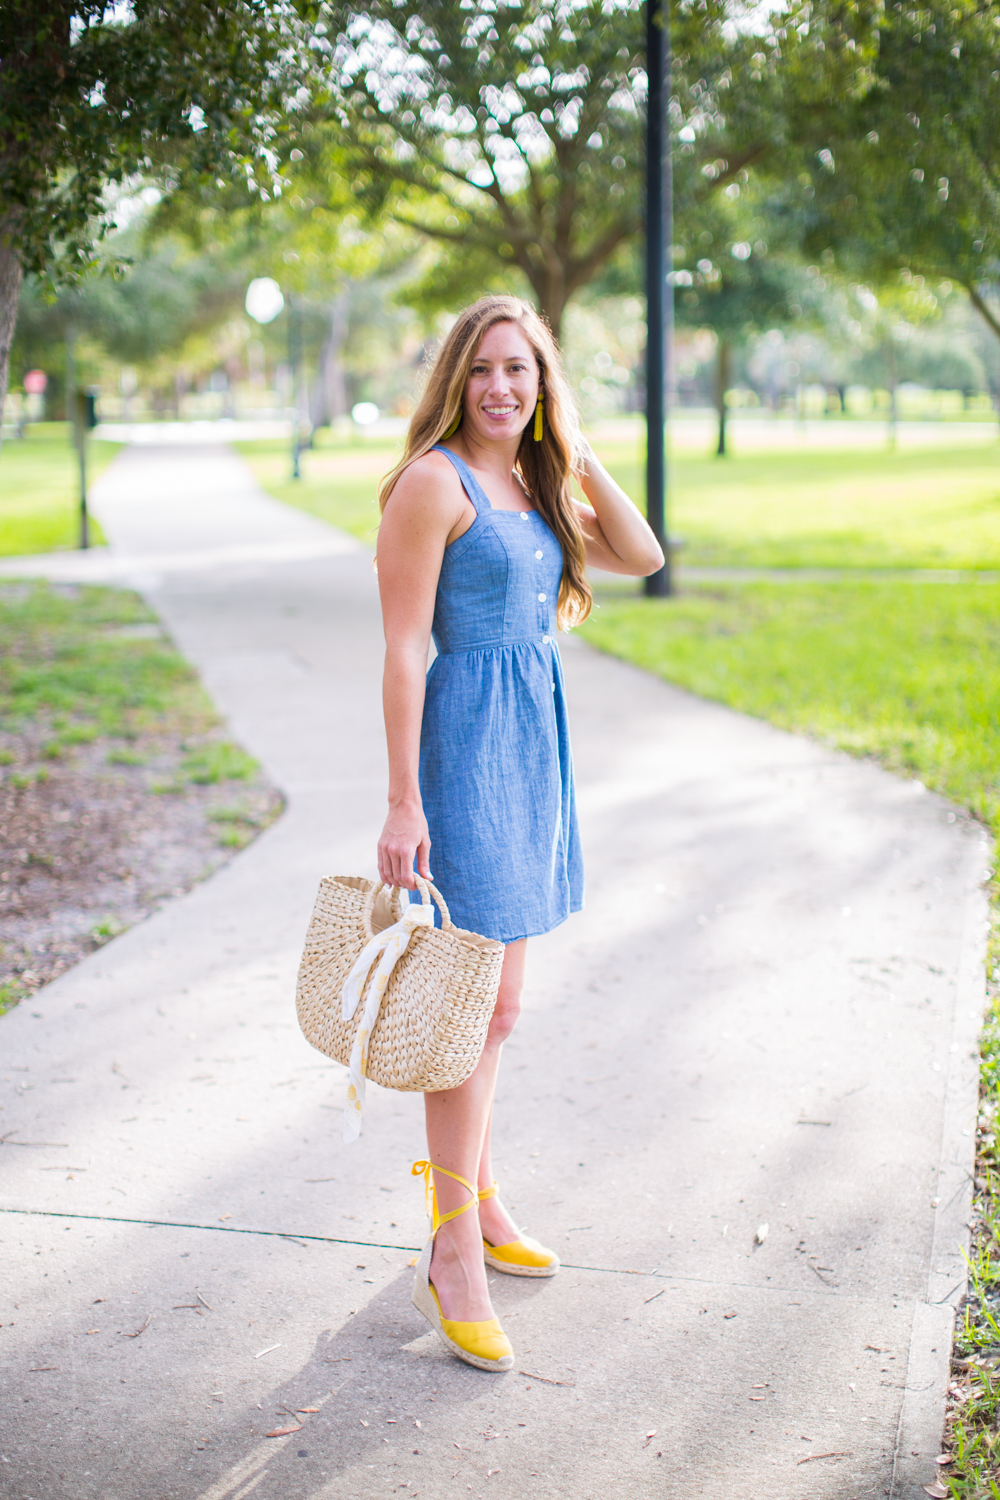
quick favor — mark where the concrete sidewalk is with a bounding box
[0,444,990,1500]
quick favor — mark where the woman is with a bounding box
[376,296,663,1372]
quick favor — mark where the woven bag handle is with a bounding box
[361,873,453,939]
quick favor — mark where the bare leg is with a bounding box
[476,1106,522,1250]
[424,939,526,1321]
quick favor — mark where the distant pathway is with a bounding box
[0,442,990,1500]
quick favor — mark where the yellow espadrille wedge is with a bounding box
[411,1161,514,1373]
[479,1181,560,1278]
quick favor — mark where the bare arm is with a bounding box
[573,442,665,577]
[376,454,471,890]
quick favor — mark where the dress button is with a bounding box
[542,634,550,644]
[537,592,546,602]
[535,549,543,559]
[520,513,529,521]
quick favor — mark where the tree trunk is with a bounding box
[963,284,1000,437]
[542,294,564,343]
[0,221,24,455]
[714,339,731,457]
[310,288,350,434]
[524,259,567,342]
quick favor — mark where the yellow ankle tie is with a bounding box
[412,1160,478,1236]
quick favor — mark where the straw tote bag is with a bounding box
[296,874,504,1139]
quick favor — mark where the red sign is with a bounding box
[24,369,47,394]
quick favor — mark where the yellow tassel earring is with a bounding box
[533,392,544,441]
[442,410,462,439]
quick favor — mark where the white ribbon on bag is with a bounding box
[340,900,434,1143]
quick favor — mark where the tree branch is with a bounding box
[965,280,1000,341]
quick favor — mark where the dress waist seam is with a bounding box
[434,637,555,657]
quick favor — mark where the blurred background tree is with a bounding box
[318,0,826,338]
[790,0,1000,348]
[0,0,321,436]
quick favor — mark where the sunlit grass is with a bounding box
[0,580,203,741]
[0,424,117,556]
[236,431,395,545]
[596,440,1000,571]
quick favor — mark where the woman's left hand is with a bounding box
[574,441,665,577]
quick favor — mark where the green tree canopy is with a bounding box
[0,0,322,433]
[323,0,831,336]
[788,0,1000,338]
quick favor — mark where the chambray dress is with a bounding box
[413,445,584,944]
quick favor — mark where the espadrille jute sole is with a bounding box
[483,1242,560,1277]
[411,1243,514,1373]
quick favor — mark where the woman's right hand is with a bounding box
[377,798,432,890]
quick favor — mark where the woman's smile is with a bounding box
[481,401,520,421]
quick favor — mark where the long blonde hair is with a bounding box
[379,296,592,630]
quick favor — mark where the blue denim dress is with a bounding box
[416,445,584,944]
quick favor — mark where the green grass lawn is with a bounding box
[596,439,1000,571]
[0,580,219,745]
[243,430,1000,571]
[0,424,116,555]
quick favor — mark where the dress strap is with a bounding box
[430,444,492,514]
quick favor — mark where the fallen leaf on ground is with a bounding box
[85,1329,98,1335]
[755,1224,769,1245]
[724,1311,737,1319]
[935,1455,953,1465]
[923,1484,949,1498]
[642,1430,657,1448]
[265,1425,302,1438]
[296,1407,319,1414]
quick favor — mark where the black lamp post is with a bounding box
[645,0,674,597]
[288,292,303,481]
